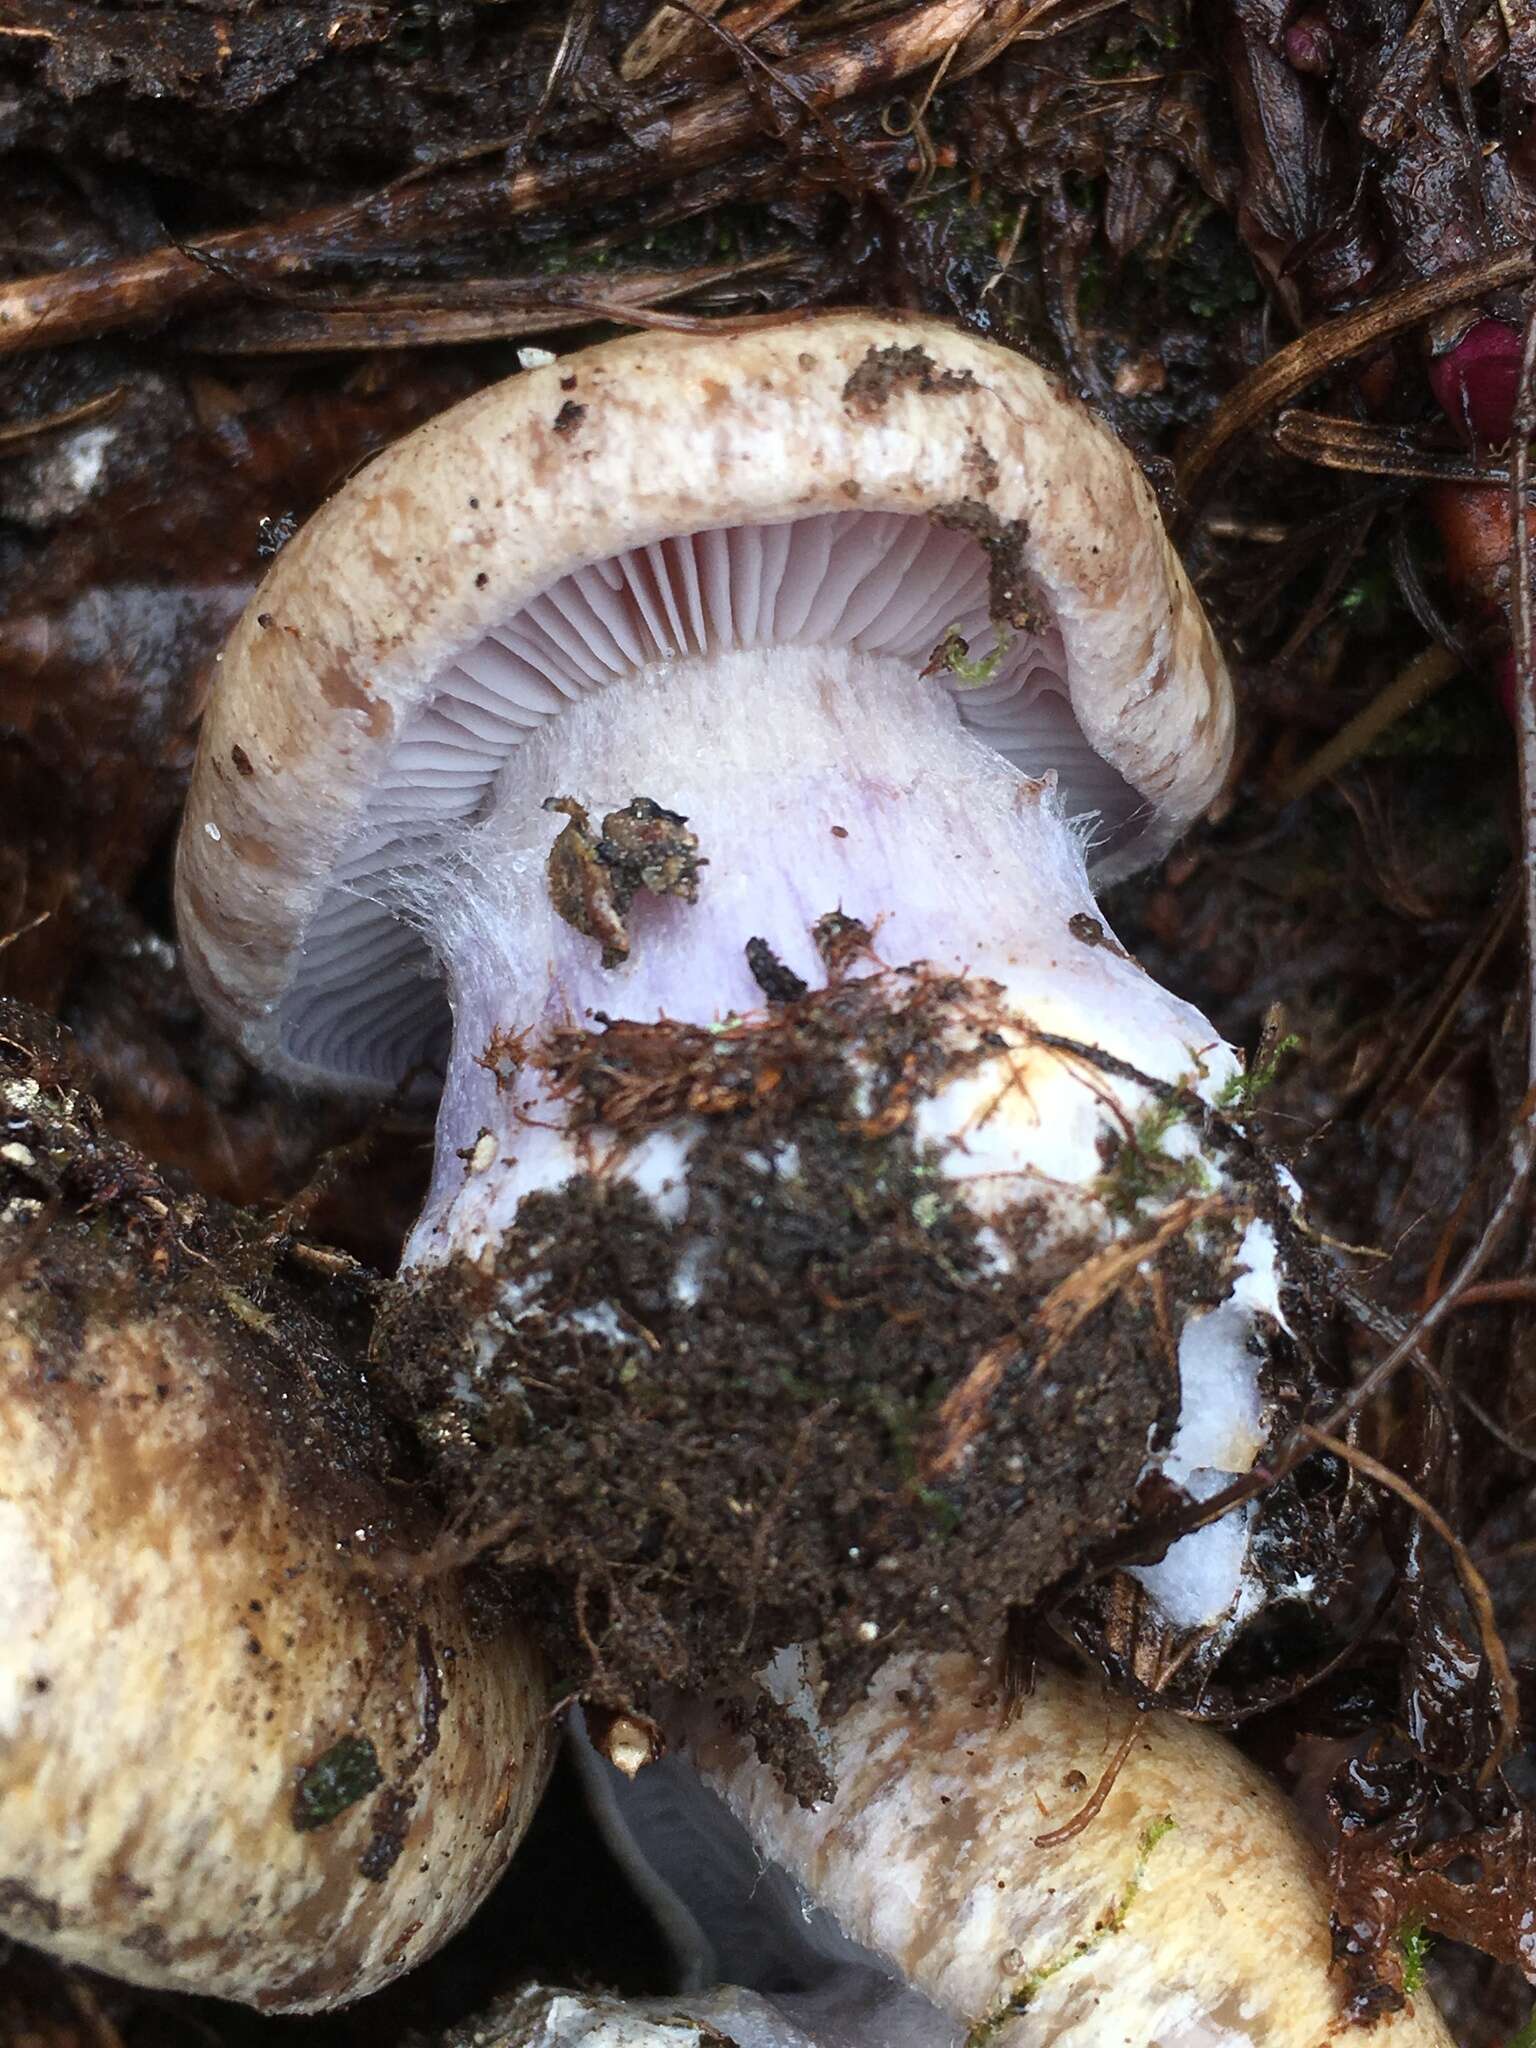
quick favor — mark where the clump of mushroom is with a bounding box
[0,1010,550,2010]
[176,311,1308,1695]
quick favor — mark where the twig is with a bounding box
[1272,644,1463,806]
[0,910,49,954]
[1033,1717,1139,1846]
[1175,248,1536,518]
[1300,1424,1519,1781]
[0,0,991,360]
[1274,405,1523,486]
[1445,1277,1536,1306]
[663,0,854,171]
[622,0,727,83]
[1511,291,1536,1096]
[1365,880,1519,1120]
[181,253,803,355]
[921,1336,1020,1479]
[0,384,126,452]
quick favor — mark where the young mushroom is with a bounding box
[568,1650,1454,2048]
[179,312,1295,1693]
[0,1021,550,2010]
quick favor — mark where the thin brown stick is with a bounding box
[1029,1194,1228,1360]
[0,384,126,451]
[1300,1424,1519,1781]
[1274,405,1518,486]
[1443,1277,1536,1306]
[0,0,991,361]
[1032,1717,1139,1846]
[1175,248,1536,517]
[664,0,855,169]
[181,254,802,354]
[1272,643,1463,805]
[0,910,49,954]
[622,0,730,83]
[1512,291,1536,1098]
[1366,881,1520,1119]
[922,1336,1020,1479]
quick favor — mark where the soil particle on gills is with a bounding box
[932,499,1044,635]
[377,965,1253,1757]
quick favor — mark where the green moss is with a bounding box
[1167,209,1260,324]
[866,1385,961,1533]
[1336,559,1397,632]
[1215,1036,1299,1110]
[292,1735,382,1832]
[1077,246,1107,319]
[1504,2009,1536,2048]
[1137,1813,1177,1856]
[1096,1093,1210,1220]
[909,181,1020,260]
[933,622,1015,686]
[1090,10,1183,69]
[1397,1918,1432,1998]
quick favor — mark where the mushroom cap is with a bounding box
[176,310,1232,1097]
[671,1653,1453,2048]
[0,1232,549,2010]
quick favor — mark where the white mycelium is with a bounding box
[1129,1221,1288,1632]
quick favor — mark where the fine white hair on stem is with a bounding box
[389,640,1234,1261]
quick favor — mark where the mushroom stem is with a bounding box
[580,1652,1454,2048]
[400,644,1232,1266]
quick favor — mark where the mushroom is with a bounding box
[0,1022,550,2010]
[176,312,1289,1660]
[176,310,1234,1259]
[569,1650,1453,2048]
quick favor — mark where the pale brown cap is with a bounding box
[176,311,1232,1097]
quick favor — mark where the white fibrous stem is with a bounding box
[388,642,1286,1635]
[397,644,1234,1262]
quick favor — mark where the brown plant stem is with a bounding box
[0,0,992,361]
[1175,249,1536,519]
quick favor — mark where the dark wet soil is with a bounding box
[375,967,1278,1768]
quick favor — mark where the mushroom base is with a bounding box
[375,642,1318,1713]
[0,1004,550,2013]
[376,955,1302,1736]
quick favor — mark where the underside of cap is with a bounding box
[176,310,1232,1096]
